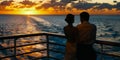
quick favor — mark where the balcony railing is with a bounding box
[0,32,120,60]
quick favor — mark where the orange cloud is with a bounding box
[0,1,120,15]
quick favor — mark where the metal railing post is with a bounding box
[14,38,18,59]
[100,44,104,60]
[46,35,50,60]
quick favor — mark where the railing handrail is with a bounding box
[0,32,120,47]
[0,32,65,39]
[95,40,120,47]
[0,32,120,59]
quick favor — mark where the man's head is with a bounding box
[80,12,90,22]
[65,14,74,24]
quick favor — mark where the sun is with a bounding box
[17,7,41,15]
[20,10,39,15]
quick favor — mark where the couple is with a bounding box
[64,12,97,60]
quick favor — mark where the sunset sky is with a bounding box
[0,0,120,15]
[0,0,119,4]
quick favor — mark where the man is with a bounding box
[76,12,97,60]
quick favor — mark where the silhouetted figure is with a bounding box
[76,12,97,60]
[64,14,78,60]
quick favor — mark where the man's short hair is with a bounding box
[80,12,89,21]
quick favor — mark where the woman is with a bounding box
[64,14,78,60]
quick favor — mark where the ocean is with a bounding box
[0,15,120,60]
[1,15,120,40]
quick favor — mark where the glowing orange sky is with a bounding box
[1,0,119,4]
[0,0,120,15]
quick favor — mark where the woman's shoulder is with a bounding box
[64,26,68,30]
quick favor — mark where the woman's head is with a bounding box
[65,14,74,24]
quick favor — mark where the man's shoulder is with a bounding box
[90,24,97,30]
[76,24,81,27]
[76,23,96,29]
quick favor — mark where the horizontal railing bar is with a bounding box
[33,56,48,60]
[43,32,65,38]
[26,56,60,60]
[0,32,65,39]
[97,52,120,57]
[49,42,65,47]
[0,33,44,39]
[33,56,60,60]
[95,40,120,47]
[0,32,120,47]
[50,49,65,54]
[106,53,120,57]
[0,42,46,50]
[0,49,47,59]
[49,56,61,60]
